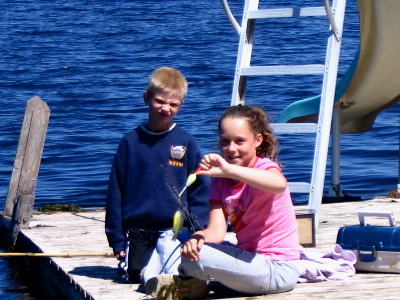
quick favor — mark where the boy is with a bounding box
[105,67,210,284]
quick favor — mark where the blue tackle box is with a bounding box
[336,211,400,273]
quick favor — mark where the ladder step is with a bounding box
[248,7,327,19]
[240,65,325,76]
[271,123,318,134]
[288,182,311,194]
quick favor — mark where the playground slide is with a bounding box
[278,0,400,134]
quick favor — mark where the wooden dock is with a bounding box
[5,196,400,299]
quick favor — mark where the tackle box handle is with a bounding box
[358,211,396,227]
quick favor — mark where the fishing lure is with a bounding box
[178,167,201,197]
[172,168,201,241]
[161,165,204,240]
[172,209,184,241]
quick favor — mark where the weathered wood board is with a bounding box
[15,197,400,299]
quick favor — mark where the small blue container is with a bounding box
[336,211,400,273]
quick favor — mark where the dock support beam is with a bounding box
[2,96,50,249]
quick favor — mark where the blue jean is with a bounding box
[178,243,300,295]
[141,229,191,284]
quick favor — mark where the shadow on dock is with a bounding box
[1,236,69,300]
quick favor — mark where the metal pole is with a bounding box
[398,104,400,193]
[220,0,241,35]
[326,106,344,197]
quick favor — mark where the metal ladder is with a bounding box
[222,0,346,228]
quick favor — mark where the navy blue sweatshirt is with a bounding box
[105,124,210,253]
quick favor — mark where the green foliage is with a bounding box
[37,204,83,213]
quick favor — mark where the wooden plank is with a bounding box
[3,96,50,249]
[4,96,50,219]
[5,96,41,217]
[14,197,400,299]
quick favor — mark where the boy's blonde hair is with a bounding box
[147,67,188,100]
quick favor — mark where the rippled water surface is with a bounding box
[1,0,399,298]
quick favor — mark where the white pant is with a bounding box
[141,229,191,284]
[178,242,299,295]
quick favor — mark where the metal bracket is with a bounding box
[324,0,342,41]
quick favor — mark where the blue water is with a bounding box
[1,0,399,298]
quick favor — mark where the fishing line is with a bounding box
[160,165,204,232]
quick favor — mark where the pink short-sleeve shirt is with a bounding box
[209,157,300,260]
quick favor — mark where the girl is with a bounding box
[179,105,300,295]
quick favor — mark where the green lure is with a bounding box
[178,168,201,198]
[172,209,184,241]
[172,168,202,241]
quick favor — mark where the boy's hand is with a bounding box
[181,234,205,262]
[115,250,125,261]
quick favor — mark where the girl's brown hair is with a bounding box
[218,105,279,162]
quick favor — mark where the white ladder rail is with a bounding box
[227,0,347,229]
[231,0,259,105]
[231,4,333,106]
[309,0,347,226]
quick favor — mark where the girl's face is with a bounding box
[219,117,262,168]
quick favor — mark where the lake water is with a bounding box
[1,0,399,298]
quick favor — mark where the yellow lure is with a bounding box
[186,173,197,187]
[178,168,201,198]
[172,209,184,241]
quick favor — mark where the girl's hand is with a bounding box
[181,234,205,262]
[198,154,287,194]
[198,154,230,177]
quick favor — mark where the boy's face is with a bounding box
[143,89,183,132]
